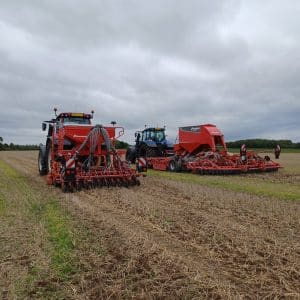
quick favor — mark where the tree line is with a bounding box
[0,137,39,151]
[226,139,300,149]
[1,136,299,151]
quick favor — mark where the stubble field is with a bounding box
[0,151,299,299]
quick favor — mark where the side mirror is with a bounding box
[42,123,47,131]
[134,132,137,137]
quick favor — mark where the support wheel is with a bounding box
[168,158,182,172]
[168,160,177,172]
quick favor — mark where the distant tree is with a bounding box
[0,137,3,143]
[226,138,298,149]
[115,140,129,149]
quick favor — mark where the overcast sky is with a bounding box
[0,0,299,145]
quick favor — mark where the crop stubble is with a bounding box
[0,151,299,299]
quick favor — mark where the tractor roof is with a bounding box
[143,127,165,132]
[57,112,93,119]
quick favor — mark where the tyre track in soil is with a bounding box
[67,192,217,272]
[1,151,300,298]
[64,181,299,296]
[2,152,233,296]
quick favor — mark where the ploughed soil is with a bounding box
[1,151,299,299]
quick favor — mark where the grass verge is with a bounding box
[227,148,300,153]
[148,169,300,201]
[0,160,78,298]
[30,200,77,281]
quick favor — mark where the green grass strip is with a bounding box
[0,159,77,281]
[43,201,76,280]
[0,193,6,215]
[30,200,77,281]
[148,170,300,201]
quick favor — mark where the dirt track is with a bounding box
[1,151,300,299]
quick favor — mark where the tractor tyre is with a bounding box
[126,147,136,164]
[176,158,182,172]
[38,146,47,175]
[168,157,182,172]
[45,143,52,174]
[168,159,177,172]
[139,144,159,158]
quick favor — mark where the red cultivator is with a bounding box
[146,124,281,174]
[38,110,140,192]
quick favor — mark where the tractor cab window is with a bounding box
[142,129,165,142]
[142,131,148,141]
[56,118,63,130]
[63,117,91,125]
[48,124,53,137]
[155,130,165,142]
[149,131,155,140]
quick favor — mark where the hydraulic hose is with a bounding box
[73,124,111,166]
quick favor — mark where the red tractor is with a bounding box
[38,109,141,192]
[146,124,281,174]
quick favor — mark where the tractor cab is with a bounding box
[56,112,93,126]
[140,127,166,143]
[42,111,93,132]
[42,111,94,138]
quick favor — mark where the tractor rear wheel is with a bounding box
[38,147,47,175]
[139,144,159,158]
[46,143,52,174]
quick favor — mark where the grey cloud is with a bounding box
[0,0,299,145]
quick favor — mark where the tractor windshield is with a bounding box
[142,128,165,142]
[155,130,165,142]
[63,117,91,125]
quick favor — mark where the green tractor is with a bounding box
[126,127,174,163]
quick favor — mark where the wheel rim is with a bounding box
[169,161,175,171]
